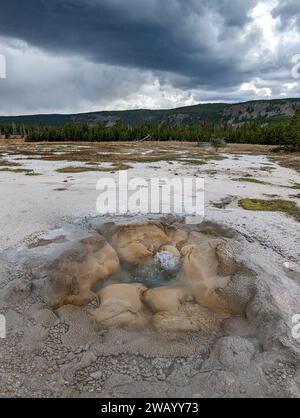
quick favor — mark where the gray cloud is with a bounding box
[0,0,299,115]
[0,0,260,87]
[272,0,300,30]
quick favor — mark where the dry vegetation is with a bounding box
[0,141,226,168]
[271,152,300,174]
[0,167,40,175]
[0,142,300,175]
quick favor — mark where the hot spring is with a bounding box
[120,251,181,288]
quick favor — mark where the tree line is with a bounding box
[1,110,299,151]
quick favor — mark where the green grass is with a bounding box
[292,183,300,190]
[238,178,266,184]
[25,171,42,176]
[239,198,300,222]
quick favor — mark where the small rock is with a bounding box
[90,371,102,380]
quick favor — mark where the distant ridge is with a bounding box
[1,98,300,127]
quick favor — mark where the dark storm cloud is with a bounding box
[0,0,259,88]
[0,0,300,115]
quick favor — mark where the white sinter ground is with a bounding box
[0,151,299,261]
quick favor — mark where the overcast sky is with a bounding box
[0,0,300,115]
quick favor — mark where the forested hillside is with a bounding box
[0,99,300,127]
[1,110,299,151]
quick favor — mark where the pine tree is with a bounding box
[290,110,300,134]
[286,109,300,151]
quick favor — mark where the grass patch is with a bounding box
[292,183,300,190]
[260,166,275,172]
[56,166,101,173]
[239,198,300,222]
[126,154,180,164]
[0,167,37,175]
[0,159,21,167]
[182,159,206,166]
[1,142,229,170]
[238,178,266,184]
[112,162,133,171]
[56,163,133,174]
[25,171,42,176]
[271,153,300,174]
